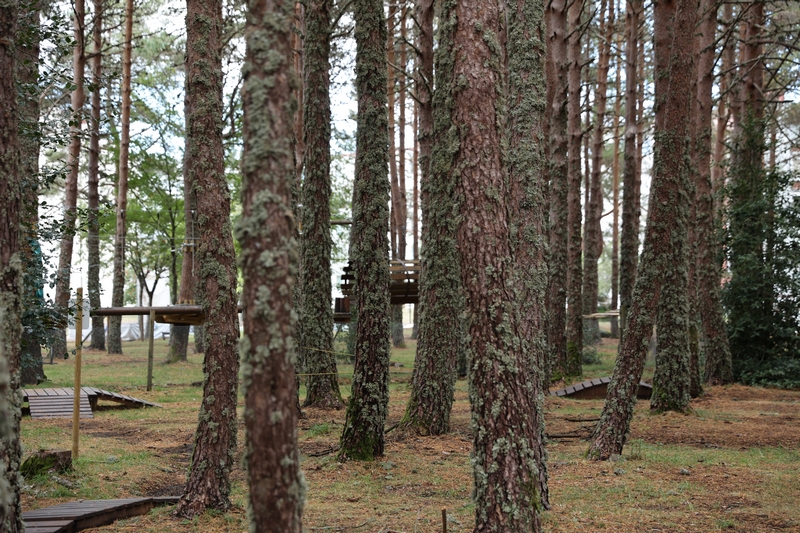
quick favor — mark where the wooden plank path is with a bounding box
[23,496,179,533]
[549,376,653,400]
[23,387,161,419]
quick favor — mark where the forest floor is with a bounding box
[19,335,800,532]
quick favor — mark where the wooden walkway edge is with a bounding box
[23,496,179,533]
[550,376,653,400]
[22,387,162,419]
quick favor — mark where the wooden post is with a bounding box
[442,508,447,533]
[72,287,84,460]
[146,309,155,391]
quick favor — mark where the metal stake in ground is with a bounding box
[72,287,84,459]
[147,309,154,391]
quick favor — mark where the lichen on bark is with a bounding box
[236,0,305,528]
[337,0,391,462]
[399,0,464,437]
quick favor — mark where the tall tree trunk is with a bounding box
[410,99,419,341]
[565,0,584,376]
[589,0,696,457]
[711,2,733,207]
[338,0,391,462]
[399,0,463,436]
[694,0,732,387]
[166,190,195,363]
[53,0,86,360]
[87,0,104,351]
[174,0,240,517]
[449,1,546,528]
[618,0,641,341]
[610,11,622,339]
[507,0,550,509]
[238,1,304,529]
[108,0,133,355]
[546,0,569,381]
[0,2,25,528]
[18,0,46,385]
[583,0,613,346]
[301,0,342,410]
[387,2,405,349]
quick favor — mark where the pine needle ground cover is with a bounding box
[20,339,800,532]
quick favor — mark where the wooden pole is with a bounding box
[442,508,447,533]
[72,287,84,460]
[146,308,155,391]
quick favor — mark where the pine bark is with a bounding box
[583,0,613,345]
[618,0,641,340]
[87,0,104,351]
[53,0,86,360]
[338,0,391,461]
[507,0,550,510]
[174,0,240,517]
[388,3,405,349]
[237,0,304,528]
[565,0,583,376]
[108,0,133,355]
[399,0,463,436]
[448,1,546,530]
[545,0,569,381]
[0,2,25,528]
[694,0,731,388]
[589,0,696,457]
[301,0,342,410]
[18,0,46,384]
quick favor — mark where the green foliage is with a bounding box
[581,345,601,365]
[723,118,800,388]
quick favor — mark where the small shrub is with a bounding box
[582,345,601,365]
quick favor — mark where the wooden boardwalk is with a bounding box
[23,497,179,533]
[23,387,161,419]
[549,376,653,400]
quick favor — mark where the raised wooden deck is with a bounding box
[23,497,179,532]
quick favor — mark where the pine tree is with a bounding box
[173,0,240,516]
[338,0,391,461]
[237,0,304,528]
[0,2,24,529]
[449,0,547,529]
[301,0,343,410]
[399,0,463,436]
[589,0,697,457]
[108,0,133,355]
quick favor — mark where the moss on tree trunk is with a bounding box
[173,0,240,517]
[237,0,305,528]
[338,0,391,462]
[588,0,696,459]
[301,0,342,410]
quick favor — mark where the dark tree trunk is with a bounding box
[618,0,642,341]
[449,1,546,530]
[507,0,550,510]
[399,0,463,436]
[691,0,726,393]
[589,0,696,457]
[0,3,25,528]
[698,0,732,386]
[238,1,304,529]
[546,0,569,381]
[301,0,342,410]
[108,0,133,355]
[87,0,104,351]
[565,0,584,376]
[174,0,240,517]
[338,0,391,461]
[583,0,612,346]
[18,0,46,385]
[53,0,86,361]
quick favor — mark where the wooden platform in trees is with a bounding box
[23,387,161,419]
[549,377,653,400]
[22,497,179,532]
[336,260,419,322]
